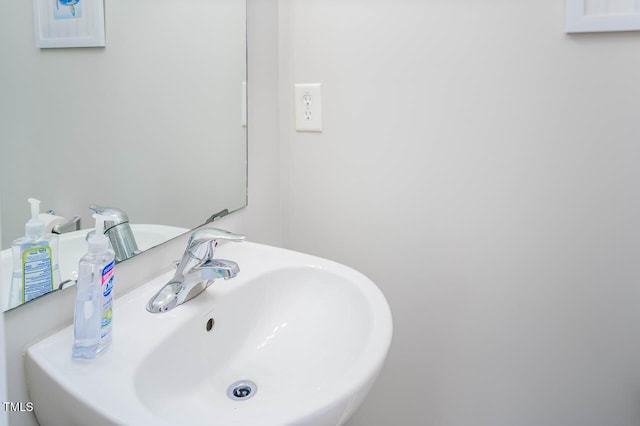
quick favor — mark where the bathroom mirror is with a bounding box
[0,0,247,311]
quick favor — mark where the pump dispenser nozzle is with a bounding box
[28,198,40,219]
[25,198,45,239]
[87,214,112,253]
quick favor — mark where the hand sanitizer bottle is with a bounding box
[72,214,115,360]
[9,198,61,309]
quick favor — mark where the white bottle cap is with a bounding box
[25,198,45,239]
[87,214,111,253]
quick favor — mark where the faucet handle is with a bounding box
[189,228,246,244]
[51,215,81,234]
[187,228,246,259]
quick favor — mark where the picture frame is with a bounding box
[566,0,640,33]
[33,0,105,48]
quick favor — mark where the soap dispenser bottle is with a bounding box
[9,198,61,308]
[72,214,115,359]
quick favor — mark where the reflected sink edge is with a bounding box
[1,224,188,312]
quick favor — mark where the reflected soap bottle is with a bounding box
[9,198,60,309]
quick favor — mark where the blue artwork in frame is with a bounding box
[54,0,82,20]
[33,0,105,48]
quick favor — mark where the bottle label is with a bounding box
[21,244,53,303]
[100,260,115,340]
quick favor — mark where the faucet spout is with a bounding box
[197,259,241,280]
[89,205,140,262]
[146,228,245,313]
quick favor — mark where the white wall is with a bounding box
[0,202,7,426]
[279,1,640,425]
[0,308,6,426]
[2,0,281,424]
[7,1,640,425]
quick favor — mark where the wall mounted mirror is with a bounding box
[0,0,247,312]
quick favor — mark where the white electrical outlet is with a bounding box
[295,83,322,132]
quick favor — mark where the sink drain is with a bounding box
[227,380,257,401]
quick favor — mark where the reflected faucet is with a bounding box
[45,210,81,234]
[89,205,140,262]
[146,228,246,313]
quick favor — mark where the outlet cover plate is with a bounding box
[295,83,322,132]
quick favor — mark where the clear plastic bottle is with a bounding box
[10,198,61,309]
[72,214,115,360]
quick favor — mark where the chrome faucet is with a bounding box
[89,205,140,262]
[146,228,246,313]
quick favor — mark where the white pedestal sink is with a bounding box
[25,241,393,426]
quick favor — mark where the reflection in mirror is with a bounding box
[0,0,247,311]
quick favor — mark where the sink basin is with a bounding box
[25,241,393,426]
[1,224,188,311]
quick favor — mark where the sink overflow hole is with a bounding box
[206,318,214,332]
[227,380,257,401]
